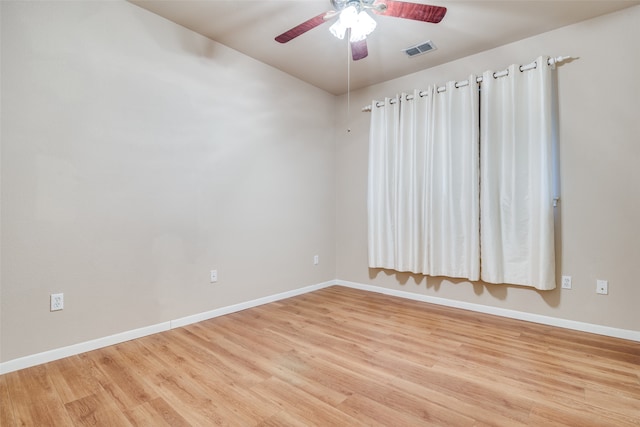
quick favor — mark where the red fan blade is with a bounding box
[373,1,446,23]
[351,39,368,61]
[275,12,332,43]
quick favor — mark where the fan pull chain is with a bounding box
[346,36,351,133]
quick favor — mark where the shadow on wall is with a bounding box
[368,268,561,308]
[128,2,220,61]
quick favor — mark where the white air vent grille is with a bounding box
[403,40,437,57]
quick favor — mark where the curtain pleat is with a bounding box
[480,56,556,290]
[368,97,399,270]
[428,81,480,279]
[394,89,432,272]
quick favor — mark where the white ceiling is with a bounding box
[129,0,639,95]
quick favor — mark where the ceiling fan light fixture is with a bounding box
[350,11,377,42]
[329,18,347,39]
[329,6,377,42]
[329,5,356,39]
[340,5,359,27]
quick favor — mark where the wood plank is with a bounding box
[83,345,158,412]
[123,398,190,427]
[47,354,103,404]
[0,374,16,426]
[138,332,282,425]
[249,375,363,426]
[4,365,75,426]
[64,390,134,426]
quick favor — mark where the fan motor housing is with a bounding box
[331,0,377,11]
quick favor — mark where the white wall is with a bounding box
[336,6,640,332]
[1,1,336,362]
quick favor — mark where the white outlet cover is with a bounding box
[561,275,572,289]
[51,293,64,311]
[596,280,608,295]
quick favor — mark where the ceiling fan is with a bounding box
[275,0,447,61]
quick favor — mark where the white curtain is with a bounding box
[368,79,480,280]
[480,56,556,290]
[368,56,557,290]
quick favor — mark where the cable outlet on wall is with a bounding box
[210,270,218,283]
[50,293,64,311]
[561,275,572,289]
[596,279,608,295]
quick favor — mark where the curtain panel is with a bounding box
[368,79,480,280]
[368,56,556,290]
[480,58,556,290]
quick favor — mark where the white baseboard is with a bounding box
[0,280,335,375]
[170,280,335,328]
[0,321,172,375]
[2,278,637,375]
[335,279,640,342]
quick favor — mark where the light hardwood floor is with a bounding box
[1,286,639,426]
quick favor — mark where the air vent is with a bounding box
[403,40,437,57]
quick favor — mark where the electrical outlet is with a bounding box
[50,293,64,311]
[596,279,608,295]
[561,275,572,289]
[210,270,218,283]
[313,255,319,265]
